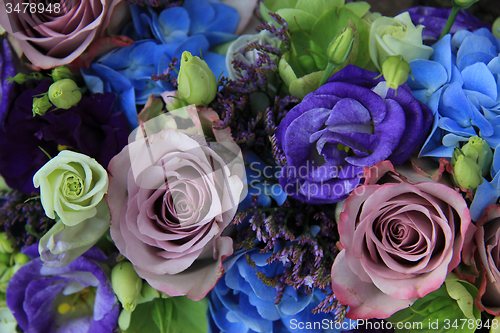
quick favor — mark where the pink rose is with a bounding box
[0,0,123,69]
[107,107,245,300]
[331,161,471,319]
[471,205,500,316]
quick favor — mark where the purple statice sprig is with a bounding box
[234,196,341,310]
[151,57,179,88]
[0,190,55,246]
[257,12,291,46]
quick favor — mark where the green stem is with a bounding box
[439,6,460,40]
[319,62,337,87]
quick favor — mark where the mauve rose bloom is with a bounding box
[107,108,245,301]
[470,204,500,316]
[277,65,432,204]
[0,0,123,69]
[331,161,471,319]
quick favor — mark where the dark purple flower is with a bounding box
[0,80,129,194]
[6,244,119,333]
[0,38,18,127]
[406,6,490,43]
[276,65,432,204]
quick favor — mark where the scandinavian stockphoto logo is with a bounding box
[2,0,76,33]
[127,106,247,222]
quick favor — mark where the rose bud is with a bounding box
[48,79,82,109]
[381,55,411,92]
[111,261,143,312]
[50,66,74,82]
[461,136,493,177]
[177,51,217,106]
[32,95,52,117]
[452,0,479,9]
[327,25,356,66]
[0,233,15,254]
[452,152,483,190]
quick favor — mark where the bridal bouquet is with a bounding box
[0,0,499,332]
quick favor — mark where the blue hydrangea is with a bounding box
[408,28,500,159]
[239,151,288,210]
[207,248,354,333]
[82,0,238,128]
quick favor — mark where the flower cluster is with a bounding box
[0,0,499,332]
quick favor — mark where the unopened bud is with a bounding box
[461,136,492,177]
[111,261,143,312]
[452,152,483,190]
[382,55,411,91]
[0,233,15,254]
[328,28,355,66]
[50,66,74,82]
[5,73,26,85]
[452,0,479,9]
[32,95,52,117]
[48,79,82,109]
[177,51,217,106]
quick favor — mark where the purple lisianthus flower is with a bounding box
[0,80,129,194]
[276,65,433,204]
[6,244,119,333]
[406,6,490,44]
[0,39,18,127]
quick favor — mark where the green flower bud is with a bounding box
[48,79,82,109]
[5,73,27,85]
[0,266,15,292]
[50,66,74,82]
[452,0,479,9]
[327,27,355,66]
[111,261,143,312]
[177,51,217,106]
[0,253,9,265]
[0,233,15,254]
[461,136,492,177]
[13,253,30,265]
[32,94,52,117]
[452,152,483,190]
[381,55,411,91]
[493,17,500,40]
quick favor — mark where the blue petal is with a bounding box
[278,286,314,316]
[431,34,453,81]
[157,7,190,44]
[80,69,104,94]
[408,59,448,93]
[204,51,228,81]
[456,34,496,70]
[172,34,210,62]
[184,0,215,35]
[462,62,498,103]
[438,117,476,136]
[492,148,500,178]
[439,82,474,127]
[205,2,239,34]
[470,174,500,221]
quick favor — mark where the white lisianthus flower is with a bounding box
[369,11,433,70]
[33,150,108,226]
[33,150,110,267]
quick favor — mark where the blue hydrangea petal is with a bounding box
[278,286,314,316]
[431,34,453,81]
[203,51,228,81]
[442,133,470,148]
[456,35,496,70]
[172,34,210,63]
[438,117,476,136]
[488,57,500,75]
[205,2,239,33]
[157,7,190,44]
[184,0,215,35]
[462,62,498,103]
[238,293,274,333]
[408,59,448,93]
[470,173,500,221]
[439,82,474,127]
[81,69,104,94]
[491,148,500,178]
[248,293,281,321]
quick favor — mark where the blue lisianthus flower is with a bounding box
[408,28,500,159]
[6,244,119,333]
[276,65,432,204]
[0,81,129,194]
[207,249,354,333]
[239,151,287,210]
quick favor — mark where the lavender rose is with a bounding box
[107,107,245,301]
[276,65,432,204]
[331,161,472,319]
[0,0,123,69]
[469,204,500,316]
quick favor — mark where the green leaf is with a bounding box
[263,0,298,12]
[168,296,208,333]
[445,279,475,319]
[126,300,161,333]
[295,0,345,18]
[152,297,172,333]
[275,8,317,31]
[344,1,370,17]
[289,71,324,99]
[278,55,298,86]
